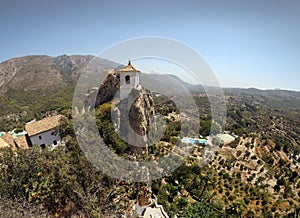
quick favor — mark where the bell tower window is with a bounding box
[125,75,130,84]
[118,60,140,100]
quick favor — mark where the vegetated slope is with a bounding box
[0,55,118,130]
[0,54,119,93]
[1,54,298,117]
[224,87,300,109]
[152,90,300,217]
[1,55,80,93]
[0,61,300,217]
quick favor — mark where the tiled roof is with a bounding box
[1,133,17,150]
[0,137,10,149]
[118,60,140,73]
[14,135,29,149]
[25,115,63,137]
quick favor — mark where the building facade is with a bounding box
[119,60,140,100]
[28,129,60,148]
[25,115,63,148]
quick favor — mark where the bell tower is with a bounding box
[119,60,140,100]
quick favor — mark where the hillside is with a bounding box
[0,55,299,217]
[0,55,118,130]
[0,54,118,93]
[0,54,299,117]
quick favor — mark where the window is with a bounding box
[40,144,46,149]
[39,135,42,140]
[53,140,57,145]
[125,75,130,84]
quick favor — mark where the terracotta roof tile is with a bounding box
[14,135,29,149]
[1,133,17,150]
[0,137,10,149]
[118,61,140,73]
[25,115,63,137]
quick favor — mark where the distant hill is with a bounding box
[0,55,118,94]
[188,84,300,110]
[223,87,300,109]
[0,55,118,118]
[0,54,299,118]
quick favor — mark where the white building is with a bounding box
[25,115,63,148]
[119,60,140,100]
[134,195,169,218]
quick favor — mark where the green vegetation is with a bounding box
[0,71,300,217]
[95,103,128,154]
[181,201,223,218]
[0,117,113,217]
[0,83,75,131]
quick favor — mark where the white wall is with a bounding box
[120,72,139,100]
[30,129,61,148]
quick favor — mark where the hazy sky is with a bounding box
[1,0,299,91]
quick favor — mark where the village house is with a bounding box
[25,115,63,148]
[0,133,18,150]
[134,196,169,218]
[0,137,11,149]
[0,132,29,150]
[14,135,29,149]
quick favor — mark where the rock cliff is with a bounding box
[84,71,156,154]
[115,88,155,154]
[84,72,120,111]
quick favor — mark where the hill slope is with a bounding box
[0,54,118,93]
[0,55,118,117]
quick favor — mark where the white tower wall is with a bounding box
[119,61,140,100]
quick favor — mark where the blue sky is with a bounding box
[1,0,299,91]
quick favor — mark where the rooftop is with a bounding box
[0,133,17,150]
[142,202,169,218]
[25,115,63,137]
[0,137,10,149]
[14,135,29,149]
[216,133,235,144]
[118,60,140,73]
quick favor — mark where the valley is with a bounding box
[0,55,299,217]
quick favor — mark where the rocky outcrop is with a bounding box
[114,88,155,154]
[128,89,155,138]
[96,73,120,106]
[84,72,120,111]
[84,71,156,155]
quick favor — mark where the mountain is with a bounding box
[0,55,119,120]
[1,54,298,103]
[0,54,299,130]
[0,54,118,94]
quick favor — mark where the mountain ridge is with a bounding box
[0,54,299,116]
[0,54,118,94]
[1,55,299,93]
